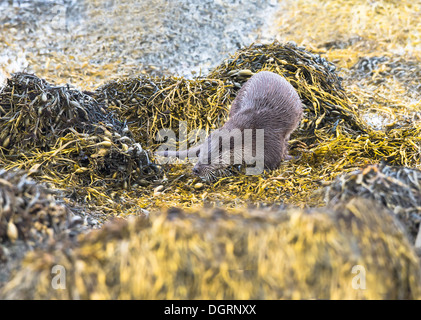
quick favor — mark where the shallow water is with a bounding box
[0,0,279,88]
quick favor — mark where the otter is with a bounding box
[155,71,303,181]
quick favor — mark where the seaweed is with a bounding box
[1,198,419,299]
[324,163,421,241]
[0,169,69,262]
[0,73,159,204]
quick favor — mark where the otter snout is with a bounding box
[192,163,207,176]
[192,166,200,176]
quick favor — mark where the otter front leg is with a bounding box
[280,133,292,160]
[282,149,293,160]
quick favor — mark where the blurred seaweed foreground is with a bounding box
[1,40,421,299]
[2,198,420,299]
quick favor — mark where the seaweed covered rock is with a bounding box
[0,73,119,151]
[93,42,421,175]
[206,42,421,167]
[1,197,420,299]
[96,76,232,147]
[0,73,159,200]
[324,163,421,241]
[208,41,367,140]
[0,169,69,262]
[83,42,421,209]
[95,41,366,150]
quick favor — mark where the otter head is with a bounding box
[192,129,243,182]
